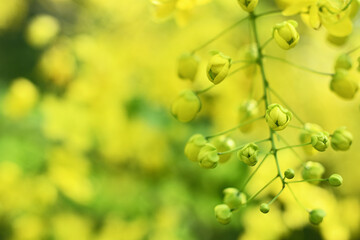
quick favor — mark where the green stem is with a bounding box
[287,184,309,212]
[287,124,305,130]
[268,87,305,125]
[191,17,248,53]
[268,185,285,205]
[263,55,334,76]
[248,175,279,202]
[228,63,251,76]
[218,138,270,155]
[276,142,311,151]
[261,37,273,50]
[249,12,285,184]
[287,178,328,184]
[347,44,360,55]
[274,132,304,163]
[206,116,264,139]
[233,59,252,64]
[240,151,272,191]
[195,85,215,95]
[255,10,283,18]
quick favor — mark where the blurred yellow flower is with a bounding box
[2,78,39,119]
[26,14,60,47]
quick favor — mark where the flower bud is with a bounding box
[284,168,295,179]
[184,134,207,162]
[198,143,219,169]
[273,20,300,50]
[328,174,343,187]
[210,136,235,163]
[302,161,325,184]
[171,90,201,122]
[299,123,323,155]
[334,54,352,70]
[26,15,60,48]
[238,99,259,133]
[265,103,292,131]
[223,188,247,210]
[330,69,358,99]
[237,143,259,166]
[237,0,258,12]
[206,52,231,84]
[357,57,360,72]
[311,131,330,152]
[331,127,352,151]
[177,53,200,81]
[214,204,232,225]
[260,203,270,214]
[309,209,326,225]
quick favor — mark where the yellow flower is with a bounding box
[26,14,60,47]
[273,20,300,50]
[3,78,39,119]
[171,90,201,122]
[280,0,355,37]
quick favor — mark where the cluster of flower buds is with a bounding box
[214,187,247,224]
[330,53,359,99]
[170,0,356,229]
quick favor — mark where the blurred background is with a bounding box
[0,0,359,239]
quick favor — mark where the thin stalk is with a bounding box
[240,152,272,191]
[264,55,333,76]
[249,12,284,184]
[268,87,305,125]
[276,142,311,151]
[287,184,309,212]
[347,45,360,55]
[195,85,215,95]
[228,63,251,76]
[218,138,270,155]
[268,185,285,205]
[256,10,283,18]
[206,116,264,139]
[191,17,248,53]
[274,132,305,163]
[248,175,279,202]
[261,37,273,50]
[287,178,328,184]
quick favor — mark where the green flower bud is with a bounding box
[273,20,300,50]
[302,161,325,185]
[198,143,219,169]
[206,52,231,85]
[311,131,330,152]
[177,53,200,81]
[331,127,353,151]
[184,134,207,162]
[330,69,358,99]
[237,143,259,166]
[334,54,352,70]
[171,90,201,122]
[328,174,343,187]
[223,188,247,210]
[238,99,259,133]
[214,204,232,225]
[299,123,323,155]
[309,209,326,225]
[237,0,258,12]
[284,168,295,179]
[210,136,235,163]
[265,103,292,131]
[260,203,270,214]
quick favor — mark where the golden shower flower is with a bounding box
[206,52,232,85]
[330,69,359,99]
[273,20,300,50]
[265,104,292,131]
[171,90,201,122]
